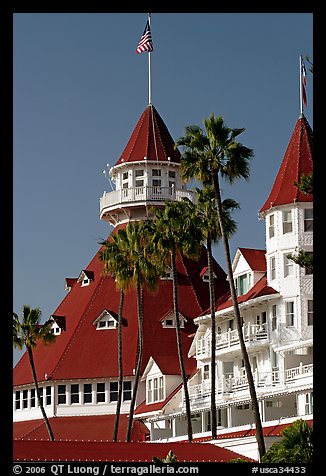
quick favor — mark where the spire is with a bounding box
[114,105,181,166]
[259,115,313,215]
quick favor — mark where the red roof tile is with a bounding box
[260,115,313,214]
[13,439,253,462]
[13,240,228,385]
[13,415,148,442]
[115,105,181,166]
[209,274,278,314]
[238,248,266,272]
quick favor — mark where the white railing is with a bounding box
[196,323,268,356]
[186,363,312,403]
[285,363,313,381]
[100,186,195,213]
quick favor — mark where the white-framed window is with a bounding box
[235,273,251,296]
[123,381,132,401]
[284,254,294,277]
[285,301,295,327]
[83,383,93,404]
[78,270,94,287]
[147,376,164,403]
[304,209,313,232]
[15,391,21,410]
[152,179,161,188]
[70,384,79,404]
[161,312,186,328]
[272,304,277,331]
[38,387,44,407]
[161,266,172,280]
[135,169,144,178]
[270,256,276,281]
[282,210,293,234]
[108,380,132,402]
[122,171,128,181]
[109,382,118,402]
[202,364,210,380]
[268,214,275,239]
[45,386,51,406]
[307,300,313,326]
[96,383,106,403]
[57,384,67,405]
[305,392,313,414]
[95,311,118,330]
[152,169,161,177]
[30,388,36,408]
[22,389,28,409]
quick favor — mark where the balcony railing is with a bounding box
[196,323,268,356]
[100,186,195,214]
[285,363,313,381]
[187,363,313,403]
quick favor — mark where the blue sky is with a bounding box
[13,12,313,365]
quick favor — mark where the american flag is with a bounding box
[301,56,307,108]
[136,20,153,54]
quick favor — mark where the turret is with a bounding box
[100,105,194,227]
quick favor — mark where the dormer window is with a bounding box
[161,310,186,328]
[200,267,217,282]
[94,310,118,330]
[147,375,164,403]
[48,315,66,336]
[161,266,173,280]
[65,278,77,292]
[77,270,94,287]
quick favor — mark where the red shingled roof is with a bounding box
[211,273,278,314]
[13,415,148,442]
[13,439,252,462]
[238,248,266,272]
[115,105,181,166]
[14,240,228,386]
[260,115,313,214]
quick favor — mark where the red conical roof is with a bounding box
[260,115,313,214]
[115,105,181,166]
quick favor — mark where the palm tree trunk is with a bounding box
[126,280,143,442]
[207,234,217,439]
[27,346,54,441]
[213,174,266,460]
[171,247,193,443]
[113,290,124,442]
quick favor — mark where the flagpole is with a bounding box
[148,13,152,105]
[299,55,303,116]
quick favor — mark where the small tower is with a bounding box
[259,114,313,348]
[100,104,194,227]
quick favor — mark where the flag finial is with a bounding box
[300,55,307,115]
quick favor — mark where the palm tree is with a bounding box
[176,113,266,459]
[13,306,56,441]
[101,222,162,442]
[99,231,131,442]
[262,419,313,463]
[195,187,239,439]
[150,199,203,442]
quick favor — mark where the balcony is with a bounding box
[196,323,268,357]
[100,186,195,217]
[187,363,313,405]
